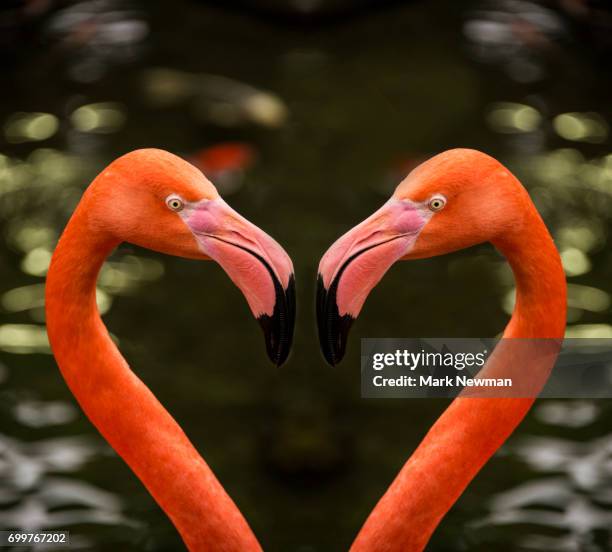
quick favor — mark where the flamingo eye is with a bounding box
[428,196,446,212]
[166,196,184,212]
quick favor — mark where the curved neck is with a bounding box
[351,203,566,551]
[46,206,262,552]
[495,204,566,339]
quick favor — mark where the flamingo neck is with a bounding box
[495,208,566,339]
[45,206,261,552]
[350,202,566,551]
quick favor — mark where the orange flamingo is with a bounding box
[45,149,296,551]
[317,149,566,551]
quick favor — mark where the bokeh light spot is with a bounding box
[71,103,126,133]
[4,113,59,143]
[553,112,608,143]
[560,248,591,277]
[487,102,541,133]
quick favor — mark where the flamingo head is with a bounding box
[86,149,295,366]
[317,148,528,365]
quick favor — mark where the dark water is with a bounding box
[1,0,612,550]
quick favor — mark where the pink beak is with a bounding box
[317,199,428,365]
[182,198,295,366]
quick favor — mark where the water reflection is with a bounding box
[46,0,148,82]
[0,434,131,535]
[464,0,568,82]
[14,401,77,429]
[481,478,612,550]
[475,402,612,550]
[536,401,599,428]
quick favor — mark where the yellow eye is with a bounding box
[428,196,446,211]
[166,196,184,212]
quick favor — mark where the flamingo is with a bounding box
[317,149,567,551]
[45,149,296,551]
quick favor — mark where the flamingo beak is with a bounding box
[317,199,428,366]
[182,198,295,366]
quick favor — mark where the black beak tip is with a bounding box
[316,274,354,366]
[258,274,296,367]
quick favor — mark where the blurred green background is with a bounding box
[1,0,612,550]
